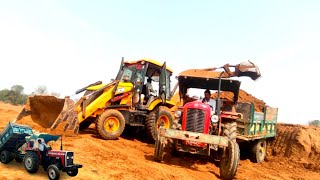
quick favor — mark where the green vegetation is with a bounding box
[0,85,61,105]
[0,85,28,105]
[309,120,320,127]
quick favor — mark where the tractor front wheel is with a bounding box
[23,151,40,173]
[154,134,165,162]
[146,106,174,141]
[0,150,14,164]
[67,168,78,177]
[251,139,267,163]
[219,140,240,180]
[96,109,125,140]
[47,164,60,180]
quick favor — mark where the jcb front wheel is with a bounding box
[146,106,174,141]
[220,140,240,180]
[96,109,125,140]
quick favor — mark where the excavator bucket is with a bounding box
[16,95,79,135]
[234,60,261,80]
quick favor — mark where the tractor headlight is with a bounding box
[211,115,219,123]
[67,156,69,160]
[174,110,182,118]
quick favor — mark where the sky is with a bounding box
[0,0,319,124]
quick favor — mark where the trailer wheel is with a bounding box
[67,168,78,177]
[146,106,173,141]
[0,150,14,164]
[154,134,165,162]
[224,122,237,142]
[96,109,125,140]
[251,139,267,163]
[47,164,60,180]
[220,140,240,180]
[23,151,40,173]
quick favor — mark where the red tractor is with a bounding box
[154,61,261,180]
[23,134,82,180]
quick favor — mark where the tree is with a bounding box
[309,120,320,127]
[34,85,48,95]
[0,85,27,105]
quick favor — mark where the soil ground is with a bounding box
[1,101,320,180]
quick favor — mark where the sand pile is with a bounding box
[212,89,266,112]
[268,123,320,172]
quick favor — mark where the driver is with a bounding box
[201,89,216,113]
[38,139,49,163]
[146,77,156,96]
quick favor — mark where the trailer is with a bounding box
[235,102,278,163]
[0,122,33,164]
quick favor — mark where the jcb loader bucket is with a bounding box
[16,95,79,135]
[234,60,261,80]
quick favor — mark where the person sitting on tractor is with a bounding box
[202,89,216,113]
[38,139,49,163]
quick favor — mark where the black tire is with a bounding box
[224,122,237,142]
[154,134,165,162]
[47,164,60,180]
[251,139,267,163]
[96,109,125,140]
[23,151,40,173]
[0,150,14,164]
[67,168,78,177]
[146,106,174,141]
[220,140,240,180]
[15,156,23,163]
[79,117,96,130]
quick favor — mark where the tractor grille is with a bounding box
[66,152,74,166]
[185,109,205,133]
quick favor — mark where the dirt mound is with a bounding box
[268,123,320,172]
[212,89,266,112]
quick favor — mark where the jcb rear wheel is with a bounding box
[224,122,237,142]
[251,139,267,163]
[220,140,240,180]
[96,109,125,140]
[146,106,174,141]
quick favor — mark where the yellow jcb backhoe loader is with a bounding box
[16,58,177,140]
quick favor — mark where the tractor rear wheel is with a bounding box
[154,134,165,162]
[251,139,267,163]
[224,122,237,142]
[67,168,78,177]
[47,164,60,180]
[220,140,240,180]
[0,150,14,164]
[23,151,40,173]
[96,109,125,140]
[146,106,174,141]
